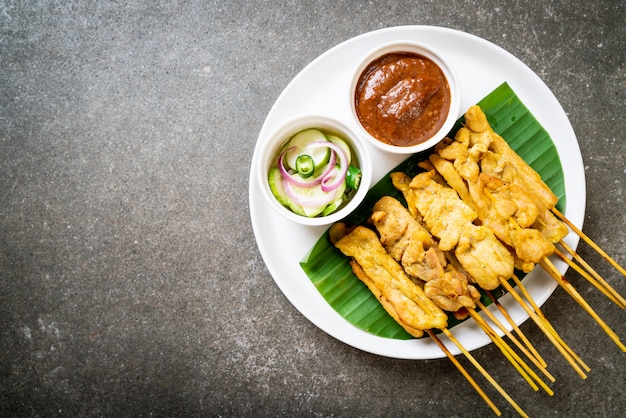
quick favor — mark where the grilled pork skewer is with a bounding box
[330,223,528,417]
[391,168,588,377]
[370,196,481,317]
[330,224,447,338]
[437,105,625,287]
[391,170,514,292]
[370,196,554,391]
[429,105,624,350]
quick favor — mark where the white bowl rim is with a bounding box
[350,39,462,155]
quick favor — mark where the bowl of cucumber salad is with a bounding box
[257,116,372,226]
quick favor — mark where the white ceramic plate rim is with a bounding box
[249,25,585,360]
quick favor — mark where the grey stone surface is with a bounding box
[1,1,624,417]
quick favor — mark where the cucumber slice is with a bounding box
[302,203,327,218]
[269,166,332,217]
[327,134,352,165]
[268,167,290,206]
[322,182,348,217]
[287,180,346,218]
[288,200,306,216]
[270,160,350,218]
[287,182,330,218]
[284,129,330,171]
[286,183,331,205]
[322,197,344,216]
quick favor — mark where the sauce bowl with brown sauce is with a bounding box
[351,41,460,154]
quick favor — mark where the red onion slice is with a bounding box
[278,141,347,191]
[278,140,351,210]
[282,178,339,208]
[315,142,348,192]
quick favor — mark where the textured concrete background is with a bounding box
[1,1,624,417]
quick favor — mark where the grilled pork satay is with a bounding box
[465,105,557,209]
[369,196,556,389]
[330,224,448,338]
[392,170,515,291]
[431,153,554,273]
[469,107,568,245]
[429,105,626,352]
[370,196,445,282]
[331,223,530,416]
[390,168,594,378]
[370,196,480,316]
[430,105,568,271]
[391,170,476,252]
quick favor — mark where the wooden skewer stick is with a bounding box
[468,309,554,395]
[510,275,590,373]
[468,310,537,392]
[475,300,555,383]
[554,247,626,308]
[557,241,626,309]
[427,330,502,416]
[441,328,529,418]
[475,312,554,396]
[551,208,626,278]
[540,258,626,352]
[498,278,588,379]
[485,290,548,369]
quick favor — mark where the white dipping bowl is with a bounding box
[256,115,372,227]
[350,40,461,155]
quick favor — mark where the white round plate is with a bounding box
[249,26,585,359]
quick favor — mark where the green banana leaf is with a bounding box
[300,82,566,340]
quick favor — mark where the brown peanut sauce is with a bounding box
[355,52,451,147]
